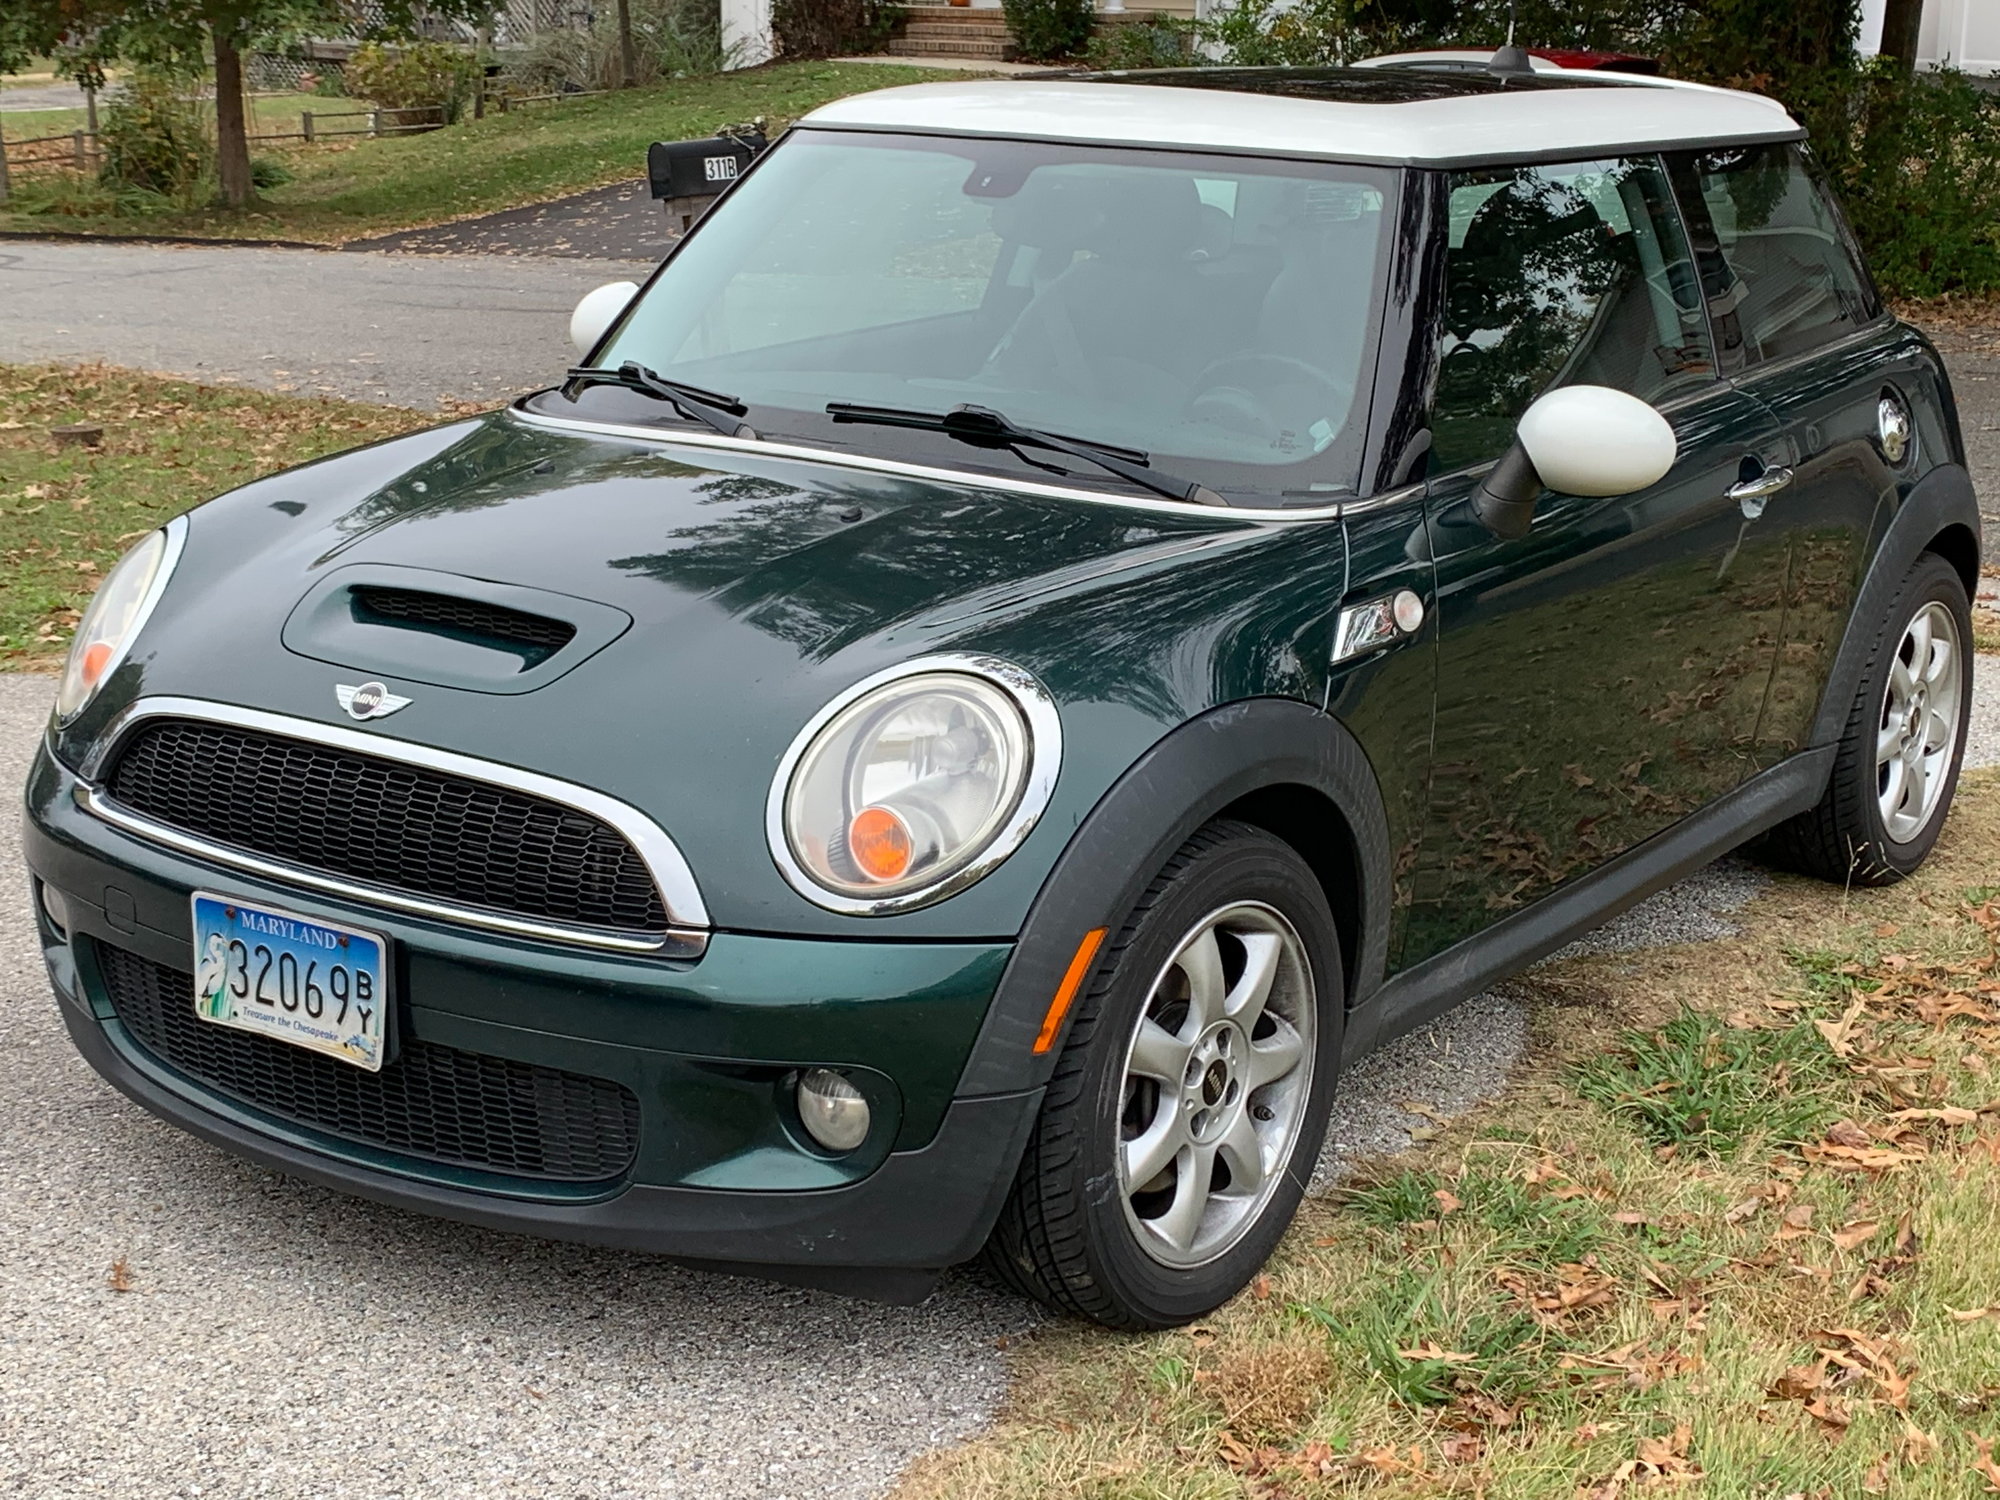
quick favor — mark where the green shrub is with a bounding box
[344,42,482,123]
[772,0,896,59]
[97,70,212,202]
[1003,0,1095,61]
[250,156,294,191]
[1840,64,2000,298]
[1088,13,1198,68]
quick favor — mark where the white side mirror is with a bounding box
[1516,385,1678,497]
[569,281,640,359]
[1472,385,1678,539]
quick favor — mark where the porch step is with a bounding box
[885,7,1018,60]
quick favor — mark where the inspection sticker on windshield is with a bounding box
[190,893,388,1071]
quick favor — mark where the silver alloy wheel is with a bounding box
[1876,600,1964,844]
[1114,901,1316,1268]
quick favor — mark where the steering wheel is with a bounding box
[1180,354,1352,452]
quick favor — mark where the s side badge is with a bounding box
[336,682,412,721]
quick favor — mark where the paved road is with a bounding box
[0,241,653,409]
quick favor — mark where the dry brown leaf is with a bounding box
[1770,1363,1825,1400]
[1889,1106,1979,1126]
[1832,1219,1884,1252]
[106,1257,134,1293]
[1396,1342,1478,1363]
[1950,1306,2000,1322]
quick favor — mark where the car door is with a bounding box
[1667,145,1911,760]
[1399,153,1792,966]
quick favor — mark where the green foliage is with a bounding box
[344,41,482,123]
[772,0,896,59]
[97,68,212,202]
[1840,64,2000,298]
[1302,1266,1562,1409]
[500,0,723,92]
[250,155,293,190]
[1002,0,1096,62]
[1087,14,1197,70]
[1571,1009,1841,1157]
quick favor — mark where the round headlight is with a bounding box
[769,657,1061,912]
[55,518,185,723]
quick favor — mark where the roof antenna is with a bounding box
[1488,0,1534,76]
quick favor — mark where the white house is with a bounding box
[1860,0,2000,73]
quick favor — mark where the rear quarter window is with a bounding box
[1687,143,1881,364]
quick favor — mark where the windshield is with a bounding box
[554,130,1397,506]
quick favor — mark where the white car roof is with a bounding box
[800,69,1803,169]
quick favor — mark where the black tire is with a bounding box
[984,820,1342,1330]
[1758,552,1973,885]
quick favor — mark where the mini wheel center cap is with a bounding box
[1201,1060,1229,1106]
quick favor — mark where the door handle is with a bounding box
[1727,466,1793,503]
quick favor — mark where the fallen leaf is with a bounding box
[1397,1342,1479,1364]
[1949,1306,2000,1322]
[1770,1363,1825,1400]
[1832,1220,1883,1252]
[1725,1195,1765,1224]
[106,1258,134,1293]
[1889,1106,1979,1126]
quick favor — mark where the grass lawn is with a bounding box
[0,363,425,669]
[0,62,956,244]
[906,767,2000,1498]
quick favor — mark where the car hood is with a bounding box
[65,412,1339,938]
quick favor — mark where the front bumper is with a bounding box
[27,745,1038,1294]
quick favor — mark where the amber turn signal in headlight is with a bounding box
[767,656,1062,914]
[55,518,187,723]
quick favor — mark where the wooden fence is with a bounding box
[0,85,611,185]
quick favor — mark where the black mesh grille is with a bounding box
[96,942,641,1182]
[350,586,576,664]
[106,720,670,935]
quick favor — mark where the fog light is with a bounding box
[797,1068,871,1152]
[37,880,71,938]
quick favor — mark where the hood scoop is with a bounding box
[349,584,578,668]
[282,564,630,695]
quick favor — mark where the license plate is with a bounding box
[190,893,388,1071]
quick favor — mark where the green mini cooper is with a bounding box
[28,67,1981,1329]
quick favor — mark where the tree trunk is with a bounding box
[1878,0,1924,78]
[0,114,11,206]
[617,0,639,86]
[213,28,253,208]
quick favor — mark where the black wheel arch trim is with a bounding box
[1810,461,1981,751]
[953,697,1393,1098]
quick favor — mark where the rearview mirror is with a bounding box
[1472,386,1678,539]
[569,281,640,359]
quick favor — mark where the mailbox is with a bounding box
[647,126,768,235]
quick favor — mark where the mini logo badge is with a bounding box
[336,682,411,721]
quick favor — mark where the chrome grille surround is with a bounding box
[72,696,709,957]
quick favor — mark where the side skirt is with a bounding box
[1342,746,1835,1064]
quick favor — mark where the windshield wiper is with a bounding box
[826,402,1226,507]
[566,362,756,439]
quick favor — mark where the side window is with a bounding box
[1431,155,1714,473]
[1688,143,1880,365]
